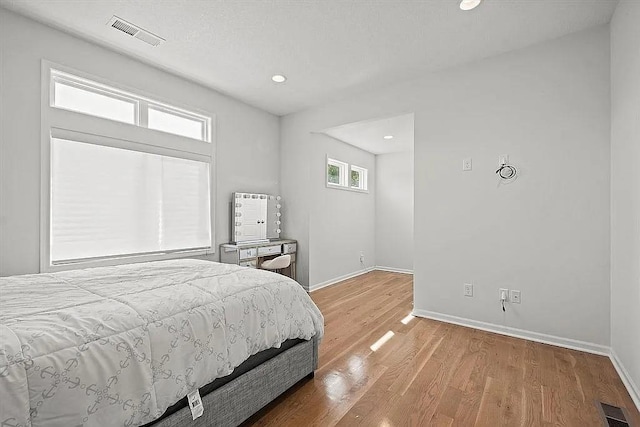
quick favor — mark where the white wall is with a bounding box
[414,28,610,347]
[375,152,414,272]
[308,134,376,288]
[281,26,611,347]
[610,0,640,406]
[0,8,280,276]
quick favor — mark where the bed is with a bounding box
[0,259,324,427]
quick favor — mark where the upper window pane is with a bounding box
[50,69,211,142]
[350,165,368,191]
[350,169,360,188]
[148,107,205,140]
[53,80,136,124]
[327,158,348,187]
[328,164,341,185]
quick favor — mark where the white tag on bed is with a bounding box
[187,390,204,420]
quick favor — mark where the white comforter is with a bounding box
[0,259,324,427]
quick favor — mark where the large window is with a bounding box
[50,138,211,263]
[41,63,214,271]
[326,157,368,192]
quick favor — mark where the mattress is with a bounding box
[0,259,324,427]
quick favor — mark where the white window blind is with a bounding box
[50,138,211,264]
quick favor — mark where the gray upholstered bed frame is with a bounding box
[153,336,319,427]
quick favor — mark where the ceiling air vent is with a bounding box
[107,16,165,47]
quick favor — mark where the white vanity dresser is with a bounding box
[220,239,297,280]
[220,192,297,280]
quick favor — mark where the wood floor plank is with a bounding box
[243,271,640,427]
[334,322,444,426]
[386,327,466,425]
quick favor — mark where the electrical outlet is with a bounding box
[462,158,472,171]
[359,252,365,263]
[464,284,473,297]
[499,288,509,302]
[510,290,521,304]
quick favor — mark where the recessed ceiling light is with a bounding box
[271,74,287,83]
[460,0,482,11]
[383,135,394,140]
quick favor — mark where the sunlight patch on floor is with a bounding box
[370,331,394,352]
[401,313,414,325]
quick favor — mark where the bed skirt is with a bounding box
[152,336,319,427]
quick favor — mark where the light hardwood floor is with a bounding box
[245,270,639,426]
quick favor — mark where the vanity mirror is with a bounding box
[232,192,282,243]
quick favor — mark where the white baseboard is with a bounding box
[412,309,610,356]
[309,275,639,410]
[375,266,414,274]
[610,349,640,412]
[309,267,375,292]
[414,309,640,412]
[309,266,414,292]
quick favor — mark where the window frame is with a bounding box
[50,68,211,142]
[350,164,368,191]
[326,157,348,188]
[326,156,369,193]
[40,60,217,272]
[146,103,209,141]
[52,76,140,124]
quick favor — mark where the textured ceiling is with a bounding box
[322,113,414,155]
[0,0,618,115]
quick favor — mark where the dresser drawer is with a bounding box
[239,260,257,268]
[258,245,281,256]
[282,243,296,254]
[239,248,257,260]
